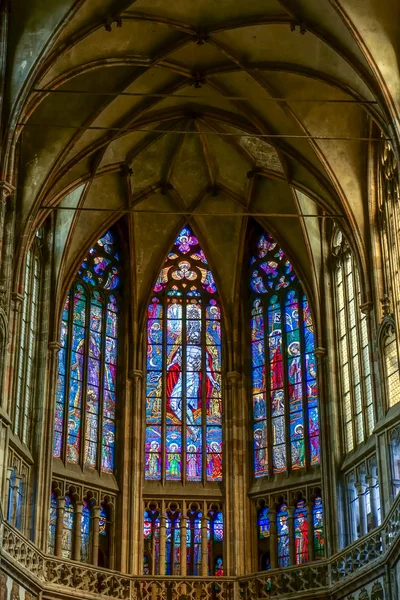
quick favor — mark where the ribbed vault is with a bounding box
[3,0,400,331]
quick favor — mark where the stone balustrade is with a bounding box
[2,493,400,600]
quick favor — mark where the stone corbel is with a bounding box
[0,181,15,204]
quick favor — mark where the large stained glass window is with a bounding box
[333,230,374,451]
[145,227,222,483]
[53,230,121,473]
[250,230,320,477]
[81,499,92,562]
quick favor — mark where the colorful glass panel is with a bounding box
[187,511,202,575]
[166,513,181,575]
[62,495,74,559]
[250,231,320,476]
[81,499,91,563]
[145,227,222,483]
[55,230,120,473]
[277,504,289,567]
[294,500,308,564]
[313,497,324,558]
[48,493,57,554]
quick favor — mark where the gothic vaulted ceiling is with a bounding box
[3,0,400,328]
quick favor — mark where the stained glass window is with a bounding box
[258,507,270,539]
[48,493,57,554]
[145,227,222,483]
[313,497,324,558]
[187,510,202,575]
[62,494,74,559]
[81,499,91,562]
[54,230,121,473]
[277,504,289,567]
[294,500,308,564]
[166,511,181,575]
[143,508,160,575]
[14,232,42,446]
[333,230,374,451]
[250,230,320,477]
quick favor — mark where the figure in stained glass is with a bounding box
[55,230,120,474]
[294,500,308,564]
[145,226,222,483]
[249,229,320,477]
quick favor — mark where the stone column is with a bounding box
[366,475,379,529]
[36,341,61,551]
[306,502,315,562]
[108,504,116,570]
[73,501,83,561]
[55,497,65,557]
[159,514,167,575]
[269,509,277,569]
[355,482,368,536]
[92,505,100,566]
[180,511,187,576]
[201,515,209,576]
[0,181,14,277]
[287,506,295,566]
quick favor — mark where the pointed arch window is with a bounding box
[145,227,222,483]
[333,230,374,451]
[62,494,74,559]
[250,230,320,477]
[14,230,43,445]
[81,499,92,562]
[53,230,121,473]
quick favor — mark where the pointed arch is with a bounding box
[145,226,223,483]
[53,229,121,474]
[249,228,320,477]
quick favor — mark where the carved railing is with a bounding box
[2,492,400,600]
[238,563,328,599]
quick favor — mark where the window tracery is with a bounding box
[256,492,324,570]
[53,230,121,473]
[333,230,374,451]
[143,500,224,576]
[14,230,43,446]
[145,227,222,483]
[250,230,320,477]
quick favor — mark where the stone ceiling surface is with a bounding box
[2,0,400,329]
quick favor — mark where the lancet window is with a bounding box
[333,230,374,451]
[14,230,43,446]
[256,494,324,570]
[250,230,320,477]
[48,486,113,565]
[143,500,224,576]
[53,230,121,473]
[145,227,222,483]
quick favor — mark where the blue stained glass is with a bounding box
[277,505,289,567]
[251,231,320,477]
[55,230,120,472]
[81,500,91,563]
[48,493,57,553]
[62,495,74,559]
[258,507,270,539]
[146,226,223,483]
